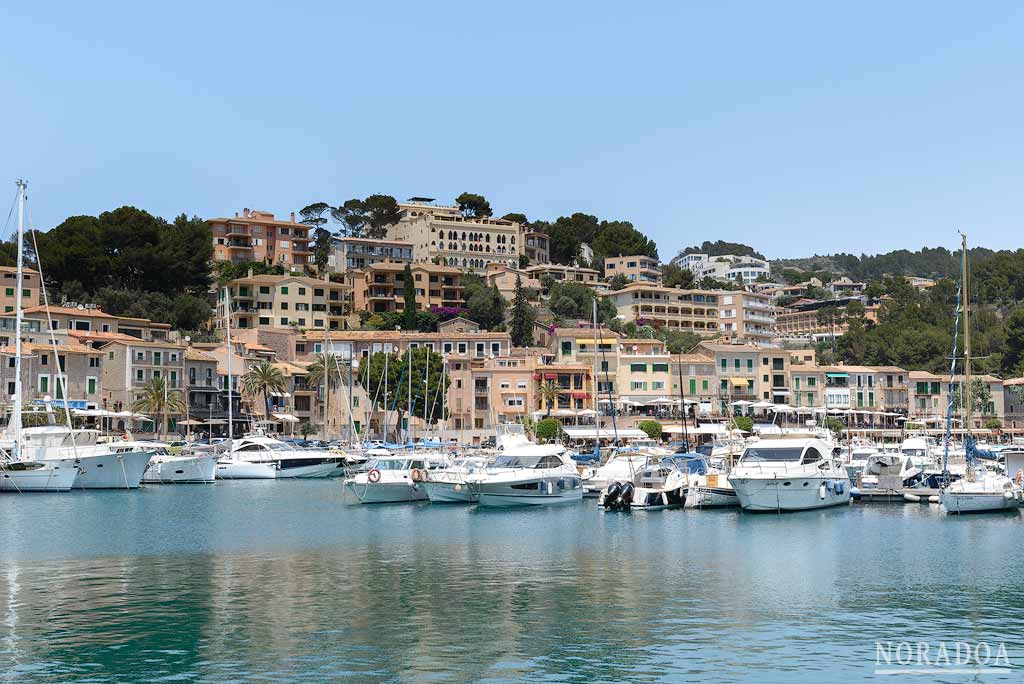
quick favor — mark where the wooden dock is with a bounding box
[852,488,941,504]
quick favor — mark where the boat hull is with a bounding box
[940,490,1020,514]
[730,476,851,512]
[272,460,344,479]
[0,462,78,492]
[685,485,739,508]
[216,460,277,480]
[344,480,427,504]
[476,490,583,507]
[420,481,477,503]
[45,451,153,489]
[142,455,217,484]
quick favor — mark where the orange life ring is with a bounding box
[123,434,130,441]
[1015,469,1022,486]
[420,468,429,482]
[367,468,381,483]
[411,468,422,482]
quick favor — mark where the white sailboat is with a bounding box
[0,180,84,492]
[940,234,1022,513]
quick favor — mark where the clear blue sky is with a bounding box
[3,1,1022,259]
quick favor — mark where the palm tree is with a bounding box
[537,379,562,418]
[306,353,345,438]
[132,376,185,440]
[241,361,287,422]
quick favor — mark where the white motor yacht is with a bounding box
[467,450,582,507]
[15,426,154,489]
[141,444,217,484]
[222,435,344,479]
[599,457,687,510]
[728,435,851,512]
[581,451,651,497]
[344,452,451,503]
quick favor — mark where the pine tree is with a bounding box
[510,274,534,347]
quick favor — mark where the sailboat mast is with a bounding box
[225,286,233,442]
[10,181,26,458]
[962,233,972,434]
[407,345,412,443]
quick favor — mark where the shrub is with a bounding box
[733,416,754,433]
[535,418,562,442]
[637,420,663,440]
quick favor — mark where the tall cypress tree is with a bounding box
[402,264,417,331]
[510,274,534,347]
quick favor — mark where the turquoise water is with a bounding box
[1,483,1023,683]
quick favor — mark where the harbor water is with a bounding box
[2,482,1023,683]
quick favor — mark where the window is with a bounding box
[298,287,306,295]
[652,381,665,390]
[3,288,11,296]
[259,286,270,294]
[475,343,485,358]
[40,354,47,366]
[808,377,817,387]
[702,380,708,391]
[734,359,740,370]
[630,363,647,372]
[630,381,648,391]
[136,351,145,361]
[280,318,288,326]
[87,377,97,394]
[108,352,115,360]
[652,363,668,372]
[38,375,49,393]
[561,341,572,356]
[747,359,754,371]
[89,356,99,368]
[720,359,727,370]
[153,352,162,365]
[280,287,289,295]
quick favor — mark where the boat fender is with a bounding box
[1004,490,1015,500]
[835,481,844,495]
[421,469,429,482]
[850,486,861,499]
[818,483,826,499]
[825,480,834,493]
[367,468,381,483]
[903,493,921,503]
[1016,469,1023,486]
[928,495,939,504]
[411,468,422,482]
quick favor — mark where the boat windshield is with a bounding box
[371,459,409,470]
[266,442,294,451]
[666,456,707,474]
[740,446,804,462]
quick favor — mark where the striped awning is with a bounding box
[729,377,749,388]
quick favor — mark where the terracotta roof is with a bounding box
[0,266,39,274]
[547,327,620,337]
[96,338,185,350]
[0,342,100,355]
[230,274,342,288]
[673,353,714,363]
[23,305,116,318]
[301,330,509,342]
[272,361,307,375]
[68,330,140,343]
[1004,377,1024,386]
[365,262,462,274]
[209,213,307,228]
[185,349,217,362]
[243,342,275,352]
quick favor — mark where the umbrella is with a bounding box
[647,398,676,406]
[577,409,597,417]
[752,401,774,409]
[204,419,227,425]
[795,407,815,414]
[177,419,205,426]
[770,405,795,413]
[729,400,754,407]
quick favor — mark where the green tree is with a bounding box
[241,360,288,420]
[132,376,186,440]
[591,220,658,272]
[363,194,401,238]
[455,192,492,218]
[509,274,535,347]
[733,416,754,433]
[1003,308,1024,377]
[537,380,562,417]
[466,285,506,330]
[823,417,846,437]
[501,212,528,226]
[402,265,417,331]
[535,417,562,442]
[661,263,695,289]
[607,274,631,291]
[331,199,368,237]
[638,420,663,440]
[518,253,530,268]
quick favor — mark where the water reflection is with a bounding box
[1,486,1023,683]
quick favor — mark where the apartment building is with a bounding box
[484,263,543,302]
[717,290,776,346]
[694,341,761,411]
[209,208,313,271]
[670,352,719,411]
[216,274,350,332]
[97,338,186,415]
[0,266,41,313]
[604,255,661,284]
[672,253,771,284]
[524,263,601,288]
[604,283,720,333]
[388,198,523,273]
[6,305,174,341]
[909,371,1004,428]
[184,348,221,424]
[327,236,413,273]
[351,262,465,315]
[615,338,672,408]
[0,341,103,411]
[523,231,550,264]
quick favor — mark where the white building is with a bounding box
[671,253,771,284]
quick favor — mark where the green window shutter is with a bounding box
[734,359,740,370]
[652,363,668,372]
[747,359,753,370]
[720,359,727,370]
[630,363,647,372]
[689,379,696,394]
[702,380,708,391]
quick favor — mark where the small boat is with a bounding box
[468,452,582,507]
[142,446,218,484]
[19,426,155,489]
[679,453,739,508]
[728,435,851,512]
[215,457,277,480]
[940,465,1021,513]
[581,450,651,497]
[344,452,450,504]
[0,458,78,492]
[599,457,687,510]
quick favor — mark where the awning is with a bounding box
[270,392,292,398]
[272,413,300,423]
[575,338,618,346]
[543,373,558,379]
[771,389,790,395]
[825,372,849,378]
[562,427,649,440]
[729,377,749,388]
